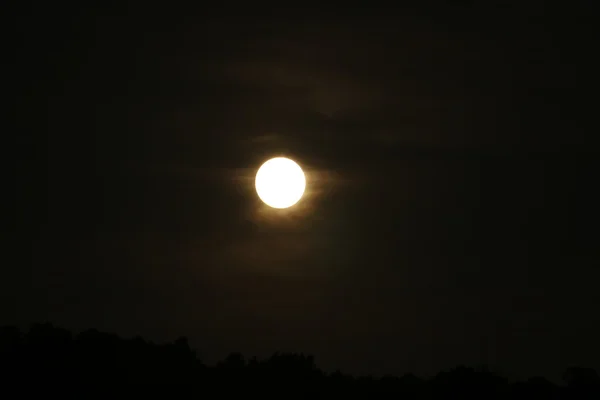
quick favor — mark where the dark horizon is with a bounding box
[3,321,600,388]
[8,3,598,384]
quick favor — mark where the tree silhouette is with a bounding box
[1,321,598,398]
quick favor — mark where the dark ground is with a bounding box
[2,323,600,397]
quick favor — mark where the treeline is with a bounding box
[1,323,599,398]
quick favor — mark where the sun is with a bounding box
[255,157,306,209]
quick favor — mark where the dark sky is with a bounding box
[8,3,598,381]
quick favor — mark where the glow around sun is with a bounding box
[255,157,306,209]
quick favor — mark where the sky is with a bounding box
[8,4,598,381]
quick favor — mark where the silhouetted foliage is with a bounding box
[1,322,598,398]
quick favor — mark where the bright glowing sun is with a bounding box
[255,157,306,209]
